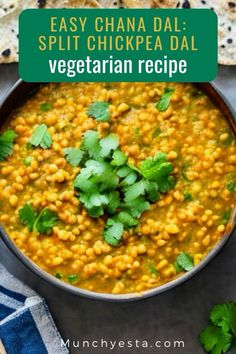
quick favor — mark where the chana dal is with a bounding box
[0,82,236,294]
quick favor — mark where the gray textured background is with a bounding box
[0,64,236,354]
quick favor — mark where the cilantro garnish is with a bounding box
[199,302,236,354]
[174,252,194,272]
[87,102,110,122]
[29,124,52,149]
[221,209,232,225]
[67,274,79,283]
[82,130,101,160]
[173,260,183,274]
[19,204,58,234]
[19,204,37,232]
[156,88,174,112]
[103,218,124,246]
[0,130,17,162]
[23,156,33,167]
[139,152,175,193]
[122,197,150,218]
[64,148,84,167]
[100,135,119,157]
[124,180,146,202]
[40,102,52,111]
[72,130,175,246]
[200,326,232,354]
[115,211,139,229]
[111,149,127,166]
[183,192,193,201]
[226,181,236,193]
[149,264,159,276]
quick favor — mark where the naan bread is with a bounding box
[98,0,124,8]
[0,0,235,65]
[190,0,236,65]
[0,0,102,64]
[0,0,18,17]
[123,0,185,8]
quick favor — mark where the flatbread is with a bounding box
[190,0,236,65]
[98,0,124,8]
[0,0,18,17]
[123,0,185,8]
[0,0,102,64]
[1,0,235,65]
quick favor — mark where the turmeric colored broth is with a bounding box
[0,82,235,294]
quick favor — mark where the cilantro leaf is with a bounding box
[29,124,52,149]
[173,260,183,274]
[19,204,57,234]
[99,171,119,192]
[115,211,139,229]
[139,153,175,193]
[122,197,150,218]
[73,171,97,193]
[40,102,52,111]
[87,102,110,122]
[156,88,174,112]
[226,181,236,193]
[124,180,146,202]
[111,149,127,166]
[67,274,79,283]
[119,170,138,187]
[175,252,194,272]
[100,135,119,158]
[82,130,101,159]
[210,303,236,337]
[199,326,232,354]
[144,180,160,202]
[184,192,193,201]
[23,156,33,167]
[89,193,109,207]
[149,264,159,276]
[19,204,37,232]
[117,166,133,178]
[221,209,232,225]
[106,191,120,214]
[0,130,17,162]
[103,219,124,246]
[80,194,104,218]
[64,148,84,167]
[34,208,58,234]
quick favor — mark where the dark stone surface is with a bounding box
[0,64,235,354]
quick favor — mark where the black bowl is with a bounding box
[0,80,236,302]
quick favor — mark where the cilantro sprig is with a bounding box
[87,102,110,122]
[40,102,52,111]
[29,124,52,149]
[19,204,58,235]
[71,130,175,246]
[156,88,174,112]
[0,130,17,162]
[64,148,84,167]
[200,302,236,354]
[174,252,194,272]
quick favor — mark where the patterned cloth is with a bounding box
[0,264,68,354]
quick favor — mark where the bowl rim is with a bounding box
[0,79,236,302]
